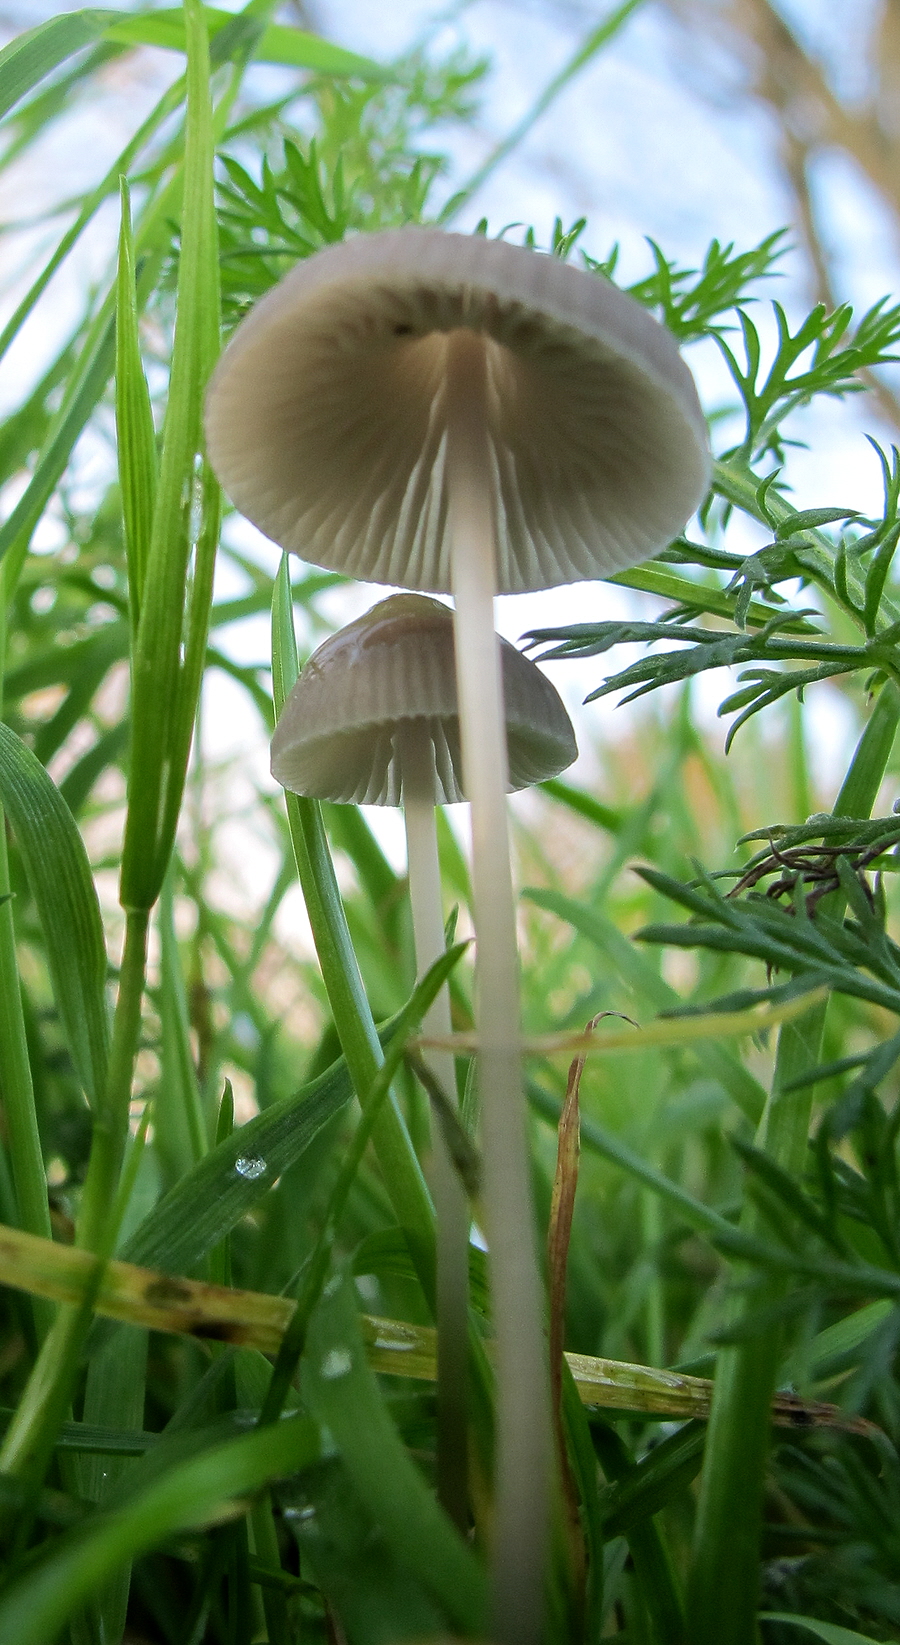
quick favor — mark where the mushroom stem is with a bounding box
[400,723,470,1534]
[445,328,552,1645]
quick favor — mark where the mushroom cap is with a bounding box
[206,228,710,595]
[271,593,577,805]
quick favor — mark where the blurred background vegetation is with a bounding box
[2,2,900,1642]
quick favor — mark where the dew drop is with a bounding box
[234,1155,266,1181]
[320,1348,352,1380]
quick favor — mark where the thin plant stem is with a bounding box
[445,327,552,1645]
[401,726,470,1533]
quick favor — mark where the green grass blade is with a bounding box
[0,9,113,121]
[592,1422,686,1645]
[598,1422,705,1539]
[525,887,766,1123]
[559,1358,605,1639]
[780,1299,893,1385]
[528,1082,738,1245]
[155,869,207,1185]
[0,578,52,1278]
[122,1055,358,1274]
[0,72,186,368]
[159,453,221,862]
[687,680,900,1645]
[304,1272,488,1634]
[0,724,108,1109]
[0,309,116,572]
[759,1620,882,1645]
[0,40,120,174]
[74,1326,148,1644]
[120,0,219,911]
[261,945,467,1425]
[115,177,157,632]
[606,563,817,631]
[0,810,51,1266]
[0,1413,321,1645]
[103,6,391,79]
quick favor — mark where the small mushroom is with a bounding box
[271,591,577,1532]
[208,227,709,1642]
[270,591,577,805]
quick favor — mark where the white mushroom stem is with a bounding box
[399,721,470,1533]
[445,328,552,1645]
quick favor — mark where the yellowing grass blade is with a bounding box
[418,986,831,1056]
[0,1222,875,1436]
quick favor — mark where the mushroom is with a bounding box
[206,226,710,1643]
[270,591,577,1532]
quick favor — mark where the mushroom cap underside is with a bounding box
[207,228,711,595]
[270,593,577,805]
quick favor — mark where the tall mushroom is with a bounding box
[206,226,710,1644]
[270,591,577,1533]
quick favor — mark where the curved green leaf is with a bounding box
[759,1617,881,1645]
[0,9,114,123]
[305,1273,488,1634]
[122,1055,356,1273]
[0,723,108,1107]
[103,7,391,80]
[0,1412,320,1645]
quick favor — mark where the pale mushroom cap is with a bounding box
[206,228,711,595]
[271,593,577,805]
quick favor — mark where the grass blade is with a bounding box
[0,584,53,1284]
[0,1222,875,1436]
[0,724,108,1109]
[120,0,220,911]
[0,9,113,122]
[759,1620,882,1645]
[687,680,900,1645]
[103,6,391,79]
[115,177,157,632]
[304,1272,488,1634]
[123,1054,358,1274]
[0,72,187,369]
[0,1413,321,1645]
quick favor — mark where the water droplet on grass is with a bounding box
[234,1155,266,1180]
[374,1334,416,1352]
[320,1348,352,1380]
